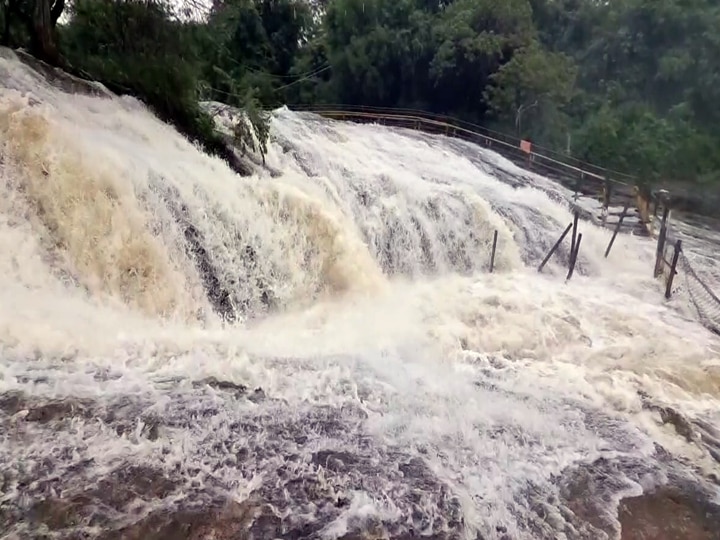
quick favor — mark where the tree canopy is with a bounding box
[3,0,719,192]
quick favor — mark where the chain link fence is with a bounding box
[677,250,720,335]
[661,214,720,336]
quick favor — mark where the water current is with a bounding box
[1,48,719,539]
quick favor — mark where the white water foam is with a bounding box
[1,49,719,539]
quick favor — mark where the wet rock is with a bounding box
[15,374,51,384]
[194,376,248,394]
[311,450,358,472]
[399,457,436,488]
[560,463,619,537]
[142,417,161,441]
[92,465,178,511]
[179,210,236,323]
[29,495,94,530]
[13,48,114,98]
[97,500,258,540]
[618,487,720,540]
[100,396,160,440]
[153,183,266,323]
[559,449,720,540]
[657,406,697,443]
[339,531,457,540]
[24,466,180,534]
[0,391,25,415]
[248,387,266,403]
[24,398,93,423]
[637,393,720,463]
[4,396,467,539]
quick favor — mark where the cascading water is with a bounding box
[1,48,720,540]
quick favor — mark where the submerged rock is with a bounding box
[618,487,720,540]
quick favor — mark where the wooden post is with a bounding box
[604,200,630,258]
[490,230,498,273]
[566,233,583,281]
[664,239,682,299]
[538,222,573,273]
[570,211,579,267]
[654,203,671,277]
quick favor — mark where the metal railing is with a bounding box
[289,104,653,239]
[655,204,720,336]
[679,251,720,335]
[288,104,638,190]
[291,105,720,328]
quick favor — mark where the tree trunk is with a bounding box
[30,0,56,63]
[2,0,17,46]
[28,0,63,65]
[2,9,8,47]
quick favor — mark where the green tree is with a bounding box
[322,0,432,107]
[484,43,576,140]
[429,0,537,120]
[5,0,717,194]
[60,0,271,169]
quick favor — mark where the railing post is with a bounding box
[604,200,630,258]
[570,211,579,267]
[489,230,498,273]
[538,222,573,273]
[665,239,682,299]
[566,233,583,281]
[654,200,671,278]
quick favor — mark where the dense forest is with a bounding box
[2,0,720,192]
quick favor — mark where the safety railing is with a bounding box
[292,105,720,324]
[289,104,638,189]
[679,251,720,335]
[654,198,720,336]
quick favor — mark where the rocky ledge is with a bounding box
[2,385,720,540]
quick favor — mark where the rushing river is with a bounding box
[1,48,719,539]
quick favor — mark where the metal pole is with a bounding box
[538,222,573,273]
[490,230,498,273]
[604,200,630,258]
[654,203,671,277]
[570,211,579,266]
[665,240,682,299]
[566,233,583,281]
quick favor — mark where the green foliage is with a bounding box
[6,0,718,191]
[540,0,720,186]
[62,0,198,112]
[429,0,537,118]
[231,87,271,162]
[199,0,313,107]
[59,0,219,151]
[58,0,274,164]
[484,44,576,140]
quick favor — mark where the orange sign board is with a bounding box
[520,140,532,154]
